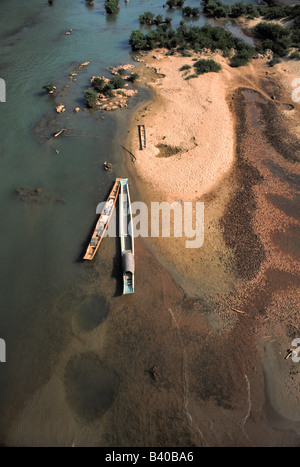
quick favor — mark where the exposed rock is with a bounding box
[56,104,65,113]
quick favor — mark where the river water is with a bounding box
[0,0,259,447]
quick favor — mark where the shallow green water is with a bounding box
[0,0,257,445]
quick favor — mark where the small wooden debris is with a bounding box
[230,307,248,316]
[53,128,66,138]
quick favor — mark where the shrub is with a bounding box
[85,88,98,107]
[268,56,282,67]
[103,84,114,97]
[289,51,300,60]
[129,30,147,50]
[43,83,55,93]
[166,0,184,8]
[182,7,200,17]
[139,11,155,25]
[127,72,139,82]
[230,46,255,67]
[193,58,221,74]
[255,22,291,56]
[109,76,125,89]
[179,64,191,71]
[202,0,230,18]
[92,77,106,92]
[105,0,119,14]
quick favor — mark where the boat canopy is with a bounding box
[122,252,135,274]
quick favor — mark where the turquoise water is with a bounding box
[0,0,257,446]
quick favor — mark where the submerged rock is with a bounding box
[15,187,66,204]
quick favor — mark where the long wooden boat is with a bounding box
[119,178,135,294]
[83,178,121,260]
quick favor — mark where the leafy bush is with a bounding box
[202,0,229,18]
[105,0,119,14]
[166,0,184,8]
[129,30,147,50]
[85,88,98,107]
[268,56,282,67]
[127,72,139,82]
[139,11,155,25]
[193,58,221,74]
[289,50,300,60]
[230,43,255,67]
[202,0,260,19]
[102,84,114,97]
[109,76,125,89]
[182,7,200,17]
[255,22,291,56]
[92,77,106,92]
[179,64,191,71]
[43,83,55,93]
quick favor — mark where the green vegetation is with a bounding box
[129,22,255,67]
[261,5,300,21]
[201,0,260,19]
[254,22,291,57]
[166,0,185,8]
[105,0,119,14]
[127,72,139,82]
[268,56,282,67]
[182,6,200,17]
[139,12,170,26]
[92,77,106,92]
[43,83,56,93]
[85,88,98,108]
[193,58,221,74]
[179,64,191,71]
[289,50,300,60]
[109,76,125,89]
[201,2,300,55]
[229,39,255,67]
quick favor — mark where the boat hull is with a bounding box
[119,179,135,294]
[83,178,121,260]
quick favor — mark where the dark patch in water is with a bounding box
[64,353,119,421]
[76,295,110,331]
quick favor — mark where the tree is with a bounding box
[92,77,106,92]
[109,76,125,89]
[255,22,291,56]
[139,11,155,25]
[127,72,139,83]
[129,30,147,51]
[85,88,98,108]
[105,0,119,14]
